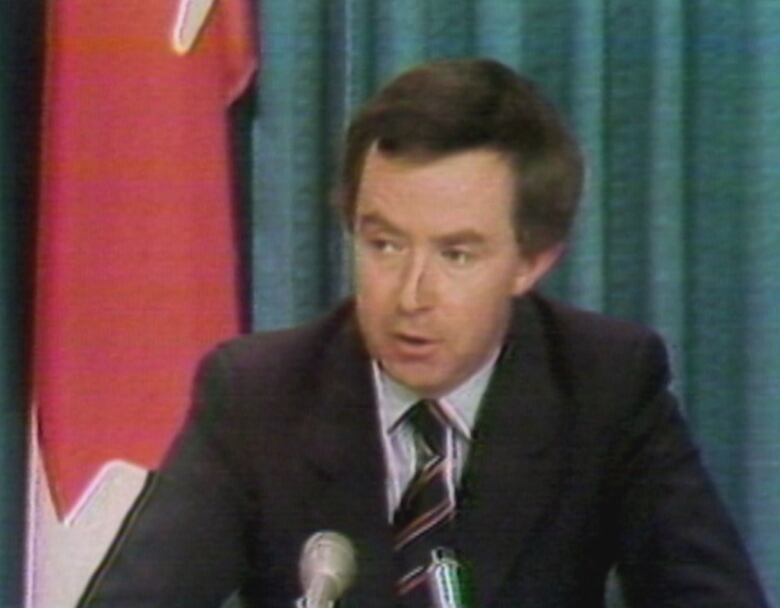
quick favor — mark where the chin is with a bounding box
[384,364,442,395]
[395,370,452,398]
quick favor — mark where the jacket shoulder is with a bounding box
[532,294,662,347]
[186,300,363,433]
[526,294,671,403]
[203,300,359,381]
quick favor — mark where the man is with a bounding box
[80,59,768,607]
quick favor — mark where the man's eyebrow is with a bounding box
[355,211,402,234]
[436,230,488,247]
[356,213,488,246]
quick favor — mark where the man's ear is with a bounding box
[511,243,564,295]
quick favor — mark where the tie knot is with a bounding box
[407,399,448,458]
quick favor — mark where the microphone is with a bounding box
[297,531,357,608]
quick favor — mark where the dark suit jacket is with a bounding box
[80,294,768,607]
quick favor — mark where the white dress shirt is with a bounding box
[372,350,501,520]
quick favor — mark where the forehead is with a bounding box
[355,147,517,238]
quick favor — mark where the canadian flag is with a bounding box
[30,1,256,603]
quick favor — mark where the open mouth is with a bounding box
[397,334,431,345]
[392,333,439,358]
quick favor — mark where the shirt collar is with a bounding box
[372,348,501,441]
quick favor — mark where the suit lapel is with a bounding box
[298,316,397,607]
[457,297,571,607]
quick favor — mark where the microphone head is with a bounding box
[299,531,356,604]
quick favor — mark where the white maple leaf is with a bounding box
[26,429,147,608]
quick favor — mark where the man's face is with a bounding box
[353,146,555,397]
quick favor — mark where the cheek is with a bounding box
[446,270,518,311]
[357,256,404,301]
[445,286,513,340]
[355,268,392,325]
[356,266,384,306]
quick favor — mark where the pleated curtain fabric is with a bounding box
[248,1,780,604]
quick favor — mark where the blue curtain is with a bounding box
[249,1,780,602]
[0,0,43,604]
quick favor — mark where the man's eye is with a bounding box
[368,238,402,254]
[442,248,473,265]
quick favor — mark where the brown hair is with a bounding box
[337,58,584,257]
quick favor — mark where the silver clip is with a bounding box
[429,547,466,608]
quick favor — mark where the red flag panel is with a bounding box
[35,0,256,517]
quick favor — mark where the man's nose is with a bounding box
[397,252,435,313]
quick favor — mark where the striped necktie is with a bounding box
[394,399,457,605]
